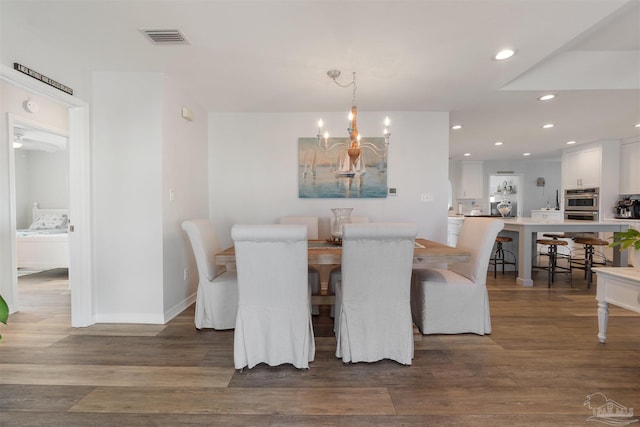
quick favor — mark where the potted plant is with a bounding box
[609,228,640,271]
[0,294,8,341]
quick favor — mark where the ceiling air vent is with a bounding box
[139,29,189,45]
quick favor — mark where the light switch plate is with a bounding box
[421,193,434,202]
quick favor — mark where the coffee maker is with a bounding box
[615,197,640,219]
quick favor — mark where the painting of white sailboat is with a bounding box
[298,137,387,199]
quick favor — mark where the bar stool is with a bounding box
[489,236,517,278]
[571,237,609,288]
[542,233,573,264]
[535,239,571,288]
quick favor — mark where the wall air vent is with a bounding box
[139,29,189,45]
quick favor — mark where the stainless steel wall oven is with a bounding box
[564,210,599,221]
[564,187,599,221]
[564,187,599,211]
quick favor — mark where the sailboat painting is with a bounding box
[297,137,387,199]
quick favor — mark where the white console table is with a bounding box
[592,267,640,343]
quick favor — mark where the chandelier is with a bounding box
[316,70,390,177]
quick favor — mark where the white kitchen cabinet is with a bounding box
[447,217,464,247]
[620,141,640,195]
[459,161,483,199]
[531,210,563,220]
[563,146,601,189]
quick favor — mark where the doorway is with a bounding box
[12,119,70,312]
[1,66,93,327]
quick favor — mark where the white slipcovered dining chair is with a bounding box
[182,219,238,330]
[334,222,418,365]
[328,216,370,318]
[231,224,315,370]
[410,217,504,335]
[278,216,321,315]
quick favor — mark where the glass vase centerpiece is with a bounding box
[330,208,353,243]
[497,191,512,217]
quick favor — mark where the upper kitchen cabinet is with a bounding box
[563,145,601,189]
[459,161,483,199]
[620,141,640,195]
[561,141,620,219]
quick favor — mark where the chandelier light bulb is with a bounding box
[384,116,390,127]
[317,119,323,129]
[384,128,389,135]
[323,131,329,139]
[348,111,354,121]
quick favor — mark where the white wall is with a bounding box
[15,150,69,228]
[483,159,562,215]
[93,72,165,323]
[209,111,450,248]
[93,71,209,324]
[161,77,209,320]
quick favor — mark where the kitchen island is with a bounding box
[500,218,629,286]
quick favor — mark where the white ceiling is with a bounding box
[1,0,639,161]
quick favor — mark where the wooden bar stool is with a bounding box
[489,236,517,278]
[535,239,571,288]
[571,237,609,288]
[542,233,573,263]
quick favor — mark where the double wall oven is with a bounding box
[564,187,599,221]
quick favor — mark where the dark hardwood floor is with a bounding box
[1,267,639,426]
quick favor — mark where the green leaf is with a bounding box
[609,229,640,251]
[0,294,8,325]
[0,294,8,343]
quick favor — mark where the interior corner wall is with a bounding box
[92,72,164,323]
[161,77,208,321]
[208,111,449,247]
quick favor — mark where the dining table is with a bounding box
[214,238,471,305]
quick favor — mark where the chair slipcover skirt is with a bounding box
[232,224,315,370]
[334,223,417,365]
[411,269,491,335]
[410,217,503,336]
[182,219,239,330]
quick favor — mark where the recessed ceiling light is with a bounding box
[566,140,576,145]
[451,124,463,130]
[542,123,555,129]
[538,94,556,101]
[635,123,640,128]
[495,49,515,60]
[494,141,503,146]
[523,152,531,156]
[13,142,22,149]
[464,153,471,157]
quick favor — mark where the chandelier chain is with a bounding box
[330,71,357,106]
